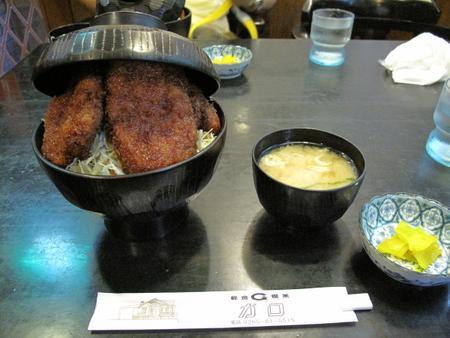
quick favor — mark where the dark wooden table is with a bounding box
[1,38,449,337]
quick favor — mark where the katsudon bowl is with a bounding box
[31,24,225,241]
[32,102,226,241]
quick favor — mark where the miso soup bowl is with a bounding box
[252,128,366,229]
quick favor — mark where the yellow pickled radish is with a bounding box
[395,221,437,251]
[377,221,442,270]
[413,243,442,269]
[213,55,239,64]
[403,250,417,263]
[395,221,416,242]
[378,236,408,258]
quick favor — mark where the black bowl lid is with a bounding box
[89,11,168,28]
[32,25,220,97]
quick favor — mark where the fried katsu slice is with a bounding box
[187,83,221,134]
[41,69,105,167]
[105,61,203,174]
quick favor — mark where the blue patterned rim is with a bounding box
[359,193,450,285]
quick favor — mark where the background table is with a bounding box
[1,39,449,337]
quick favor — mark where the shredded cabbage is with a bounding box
[66,132,124,175]
[66,129,216,176]
[197,129,216,152]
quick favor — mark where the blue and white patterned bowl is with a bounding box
[359,193,450,287]
[203,45,253,79]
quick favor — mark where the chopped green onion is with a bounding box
[300,177,356,189]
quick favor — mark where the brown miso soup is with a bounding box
[258,142,358,190]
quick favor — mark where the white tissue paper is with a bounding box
[379,33,450,85]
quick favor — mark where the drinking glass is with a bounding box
[426,79,450,167]
[309,8,355,67]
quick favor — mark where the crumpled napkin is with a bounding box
[379,33,450,85]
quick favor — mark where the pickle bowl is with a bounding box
[359,193,450,286]
[203,45,253,79]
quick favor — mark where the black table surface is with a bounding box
[1,39,449,337]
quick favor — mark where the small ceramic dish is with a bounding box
[359,193,450,286]
[203,45,253,79]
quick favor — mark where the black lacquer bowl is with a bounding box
[48,7,192,40]
[32,102,226,241]
[252,128,366,229]
[89,7,192,38]
[166,7,192,37]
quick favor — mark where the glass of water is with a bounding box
[426,79,450,167]
[309,8,355,67]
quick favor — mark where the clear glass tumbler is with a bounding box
[309,8,355,67]
[426,79,450,167]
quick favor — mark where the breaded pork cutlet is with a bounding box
[41,69,105,167]
[41,60,221,174]
[187,82,221,134]
[105,61,220,174]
